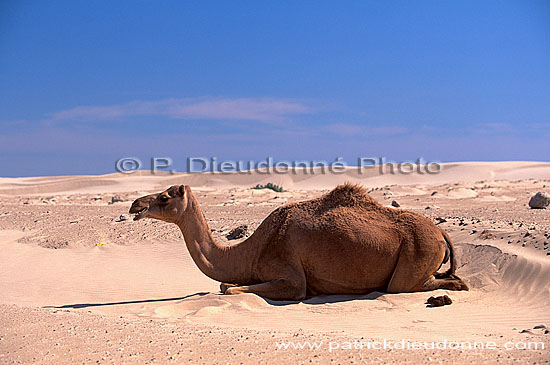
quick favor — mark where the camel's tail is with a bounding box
[441,230,457,277]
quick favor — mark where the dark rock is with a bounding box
[435,217,447,224]
[110,195,124,204]
[426,295,452,307]
[528,192,550,209]
[391,200,400,208]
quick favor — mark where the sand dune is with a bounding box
[1,161,549,195]
[0,161,549,363]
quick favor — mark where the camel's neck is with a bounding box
[175,189,258,284]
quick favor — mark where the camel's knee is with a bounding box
[387,280,420,293]
[386,265,425,293]
[287,284,307,300]
[272,278,307,300]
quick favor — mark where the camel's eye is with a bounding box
[159,195,170,203]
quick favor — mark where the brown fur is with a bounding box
[130,183,468,300]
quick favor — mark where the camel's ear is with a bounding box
[177,185,186,197]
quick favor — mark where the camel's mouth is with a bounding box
[129,193,158,221]
[132,207,149,221]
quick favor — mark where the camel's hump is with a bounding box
[322,183,378,207]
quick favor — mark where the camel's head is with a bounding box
[129,185,189,223]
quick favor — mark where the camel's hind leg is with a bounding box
[388,273,468,293]
[221,279,307,300]
[387,239,469,293]
[420,275,469,291]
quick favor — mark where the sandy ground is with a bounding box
[0,161,549,364]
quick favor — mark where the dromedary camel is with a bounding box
[129,183,468,300]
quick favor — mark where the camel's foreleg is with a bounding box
[221,279,306,301]
[220,283,239,293]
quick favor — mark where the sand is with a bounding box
[0,161,549,363]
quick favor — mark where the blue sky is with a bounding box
[1,1,549,176]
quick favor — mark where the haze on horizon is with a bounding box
[1,1,549,177]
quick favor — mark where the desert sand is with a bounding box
[0,161,549,364]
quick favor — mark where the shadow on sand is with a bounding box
[43,291,387,310]
[265,291,386,306]
[43,292,210,310]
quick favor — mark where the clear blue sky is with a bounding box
[1,1,549,176]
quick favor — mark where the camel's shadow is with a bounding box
[43,292,210,310]
[44,291,386,310]
[265,291,386,306]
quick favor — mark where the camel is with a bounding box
[129,183,468,300]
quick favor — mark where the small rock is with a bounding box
[533,324,547,329]
[479,230,495,239]
[426,295,452,307]
[520,329,534,334]
[528,192,550,209]
[110,195,124,204]
[227,225,248,240]
[431,191,437,196]
[435,217,447,224]
[116,214,130,222]
[391,200,400,208]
